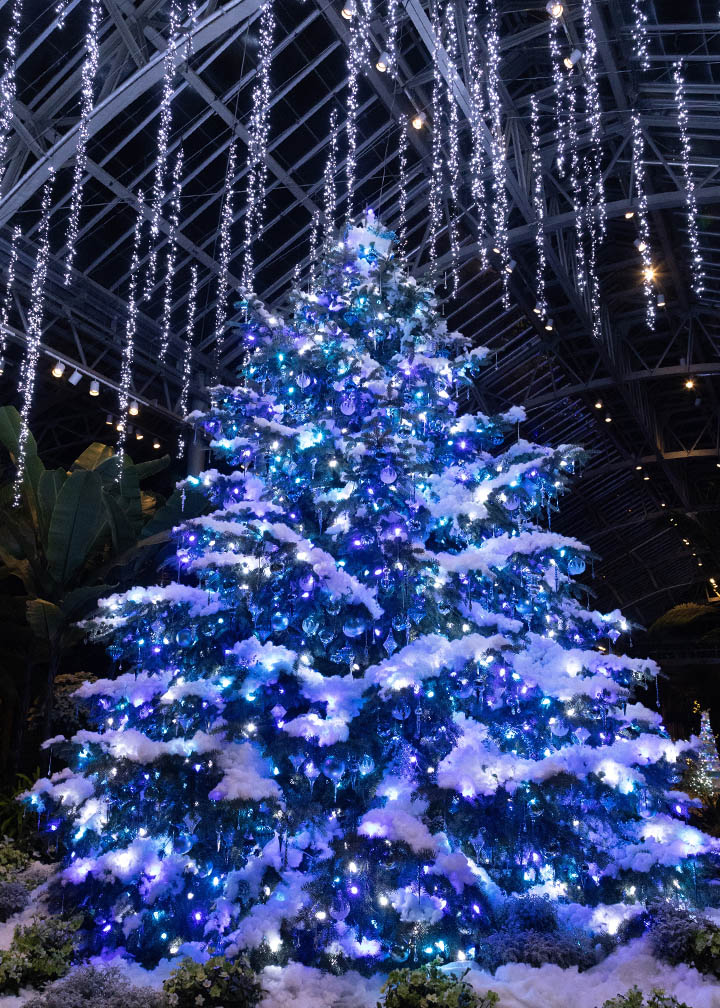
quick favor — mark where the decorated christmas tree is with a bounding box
[684,710,720,801]
[27,215,718,970]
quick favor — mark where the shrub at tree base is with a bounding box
[0,915,81,993]
[24,965,164,1008]
[600,988,693,1008]
[379,961,498,1008]
[0,880,29,921]
[647,901,720,979]
[162,955,264,1008]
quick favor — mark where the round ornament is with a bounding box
[380,465,397,485]
[296,372,312,389]
[343,616,366,638]
[568,556,586,576]
[175,628,196,647]
[271,611,289,632]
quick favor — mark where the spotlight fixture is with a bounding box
[594,399,602,409]
[152,439,161,450]
[115,421,123,432]
[624,209,635,220]
[643,474,650,481]
[89,379,100,396]
[642,266,655,282]
[544,318,554,331]
[546,0,563,16]
[605,415,612,423]
[375,51,390,73]
[411,112,426,130]
[0,357,5,376]
[657,293,666,307]
[685,378,695,389]
[634,237,647,253]
[52,359,65,378]
[129,399,139,416]
[68,370,82,386]
[533,302,543,315]
[563,49,582,69]
[340,0,355,18]
[635,465,642,471]
[135,430,144,441]
[105,414,113,425]
[505,259,516,274]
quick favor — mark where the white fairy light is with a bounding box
[117,193,144,473]
[385,0,399,76]
[159,148,183,362]
[0,0,22,194]
[443,0,461,293]
[567,73,587,294]
[630,111,655,328]
[397,119,408,259]
[55,0,69,29]
[548,15,568,178]
[213,140,237,391]
[323,107,338,238]
[427,0,443,282]
[177,264,197,458]
[467,0,488,270]
[345,0,372,223]
[64,0,101,285]
[530,95,547,319]
[584,157,602,343]
[145,0,180,300]
[309,209,321,291]
[674,61,705,298]
[241,0,274,292]
[14,170,54,506]
[581,0,606,239]
[486,0,511,304]
[631,0,650,72]
[185,0,198,59]
[0,225,20,373]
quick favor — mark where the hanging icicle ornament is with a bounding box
[548,14,568,178]
[159,148,183,362]
[177,264,197,458]
[630,111,655,329]
[397,119,408,259]
[467,0,488,270]
[145,0,180,300]
[0,225,20,375]
[64,0,101,286]
[213,141,238,393]
[323,107,338,239]
[0,0,22,194]
[443,0,461,293]
[427,0,444,283]
[14,170,54,506]
[530,95,547,320]
[674,61,705,299]
[241,0,274,292]
[581,0,606,239]
[117,194,144,474]
[631,0,650,72]
[345,0,371,223]
[486,0,511,304]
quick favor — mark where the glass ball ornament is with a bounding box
[392,702,411,721]
[326,597,342,616]
[271,611,289,632]
[175,628,196,647]
[380,464,397,485]
[331,894,351,921]
[390,944,409,963]
[318,627,335,646]
[568,556,586,576]
[504,494,521,511]
[322,756,346,784]
[340,397,356,416]
[296,372,312,389]
[358,754,375,777]
[299,573,315,592]
[302,614,320,636]
[343,615,366,638]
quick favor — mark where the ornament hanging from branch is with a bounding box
[630,111,655,329]
[14,170,54,506]
[0,224,20,375]
[530,95,547,320]
[241,0,274,292]
[159,148,183,362]
[0,0,22,195]
[64,0,101,286]
[486,0,511,305]
[117,194,145,473]
[213,140,238,392]
[674,61,705,299]
[177,264,197,458]
[467,0,488,270]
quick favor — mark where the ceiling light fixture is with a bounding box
[129,399,139,416]
[546,1,563,17]
[52,359,65,378]
[563,49,582,69]
[376,51,390,73]
[68,370,82,386]
[411,112,426,130]
[89,379,100,396]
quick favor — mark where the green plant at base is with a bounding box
[24,965,165,1008]
[0,838,30,880]
[600,987,692,1008]
[162,955,263,1008]
[0,915,81,993]
[378,960,498,1008]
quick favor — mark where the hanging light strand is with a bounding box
[674,61,705,298]
[486,0,511,304]
[241,0,274,292]
[159,148,183,362]
[397,119,408,259]
[466,0,488,270]
[581,0,606,239]
[427,0,444,283]
[584,158,603,343]
[14,170,54,506]
[323,107,338,239]
[0,225,20,374]
[55,0,69,30]
[0,0,23,194]
[309,209,321,291]
[443,0,461,293]
[213,140,238,392]
[630,111,655,328]
[530,95,547,319]
[177,263,197,458]
[117,194,144,474]
[63,0,101,285]
[385,0,399,76]
[145,0,180,300]
[567,73,587,294]
[548,16,568,178]
[631,0,650,72]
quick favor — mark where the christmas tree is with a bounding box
[27,215,718,969]
[684,710,720,800]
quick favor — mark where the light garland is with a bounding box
[548,16,568,178]
[323,107,338,239]
[530,95,547,319]
[674,61,705,298]
[55,0,69,30]
[64,0,101,286]
[581,0,606,239]
[14,170,54,506]
[397,119,408,259]
[385,0,399,76]
[0,224,20,375]
[631,0,650,72]
[567,72,587,294]
[443,0,460,293]
[117,193,145,474]
[241,0,274,292]
[467,0,488,270]
[630,111,655,328]
[427,0,443,282]
[309,210,321,291]
[145,0,180,300]
[213,140,238,392]
[177,264,197,458]
[346,5,367,224]
[486,0,511,305]
[0,0,22,194]
[584,157,603,343]
[159,148,183,362]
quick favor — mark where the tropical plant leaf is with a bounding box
[46,470,105,585]
[141,486,208,539]
[96,456,143,533]
[72,443,114,471]
[0,405,45,523]
[37,468,67,547]
[61,584,110,621]
[133,455,171,482]
[103,488,137,555]
[26,598,65,644]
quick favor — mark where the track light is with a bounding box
[594,399,603,409]
[129,400,139,416]
[657,293,666,307]
[505,259,516,274]
[115,421,123,432]
[685,378,695,389]
[105,414,113,425]
[68,370,82,386]
[643,266,655,282]
[52,359,65,378]
[634,237,647,253]
[376,51,390,72]
[544,318,554,331]
[533,301,543,315]
[624,209,635,220]
[135,430,144,440]
[0,357,5,376]
[152,439,161,450]
[605,415,612,423]
[563,49,582,69]
[341,0,355,17]
[546,1,563,17]
[411,112,426,130]
[89,379,100,396]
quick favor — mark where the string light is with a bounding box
[345,0,370,223]
[674,61,705,298]
[14,170,54,506]
[397,119,408,259]
[309,210,321,291]
[486,0,511,304]
[443,0,461,293]
[145,0,180,300]
[530,95,547,319]
[55,0,69,30]
[0,225,20,375]
[567,72,587,295]
[64,0,101,286]
[548,15,567,178]
[0,0,22,194]
[323,108,338,239]
[213,141,238,391]
[466,0,487,270]
[159,148,183,362]
[584,156,603,343]
[631,0,650,72]
[177,264,197,458]
[427,0,444,282]
[117,194,144,475]
[581,0,606,239]
[630,111,655,328]
[385,0,399,76]
[241,0,274,292]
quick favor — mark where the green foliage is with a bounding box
[378,961,497,1008]
[162,956,263,1008]
[0,880,28,921]
[24,965,165,1008]
[475,927,608,974]
[600,988,692,1008]
[0,838,30,880]
[0,770,41,840]
[500,895,558,933]
[648,901,720,979]
[0,915,81,993]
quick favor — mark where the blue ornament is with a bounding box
[302,614,320,636]
[271,611,289,632]
[175,628,195,647]
[343,616,366,638]
[568,556,586,576]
